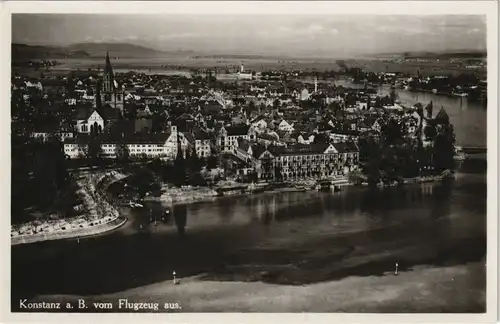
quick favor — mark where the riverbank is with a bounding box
[142,181,321,205]
[139,173,452,206]
[11,171,127,245]
[25,261,485,312]
[155,185,218,204]
[356,172,456,188]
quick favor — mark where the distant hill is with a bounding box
[12,42,171,60]
[403,50,486,59]
[191,53,292,60]
[12,43,90,61]
[67,42,166,58]
[375,50,487,59]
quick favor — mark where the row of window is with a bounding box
[281,171,343,177]
[130,149,164,153]
[101,144,164,148]
[65,148,84,153]
[278,153,358,161]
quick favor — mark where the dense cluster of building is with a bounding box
[12,52,453,182]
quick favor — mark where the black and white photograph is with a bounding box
[3,1,498,321]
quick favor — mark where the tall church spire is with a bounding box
[103,52,114,93]
[104,52,114,77]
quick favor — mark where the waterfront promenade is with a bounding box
[11,171,128,245]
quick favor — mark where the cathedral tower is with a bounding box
[101,52,124,115]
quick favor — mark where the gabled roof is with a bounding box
[280,143,330,156]
[252,143,268,159]
[74,105,95,120]
[237,138,251,152]
[98,105,122,120]
[226,125,251,136]
[258,132,279,141]
[177,113,194,121]
[182,132,195,144]
[333,142,359,153]
[192,127,211,140]
[278,119,292,125]
[434,107,450,125]
[250,115,267,124]
[298,132,315,139]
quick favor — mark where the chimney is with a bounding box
[314,77,318,93]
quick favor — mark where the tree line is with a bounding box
[12,135,79,224]
[357,107,456,185]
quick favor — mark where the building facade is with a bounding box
[217,125,257,152]
[100,52,125,114]
[257,143,359,181]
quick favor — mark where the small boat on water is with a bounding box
[129,201,144,208]
[454,146,467,160]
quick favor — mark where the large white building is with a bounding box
[237,64,254,80]
[63,125,191,160]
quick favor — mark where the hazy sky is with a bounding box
[12,14,486,57]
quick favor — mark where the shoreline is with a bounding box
[139,174,453,207]
[11,171,128,245]
[11,215,127,245]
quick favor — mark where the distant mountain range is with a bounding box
[12,43,90,60]
[12,42,487,62]
[66,42,167,57]
[375,50,487,59]
[12,42,194,60]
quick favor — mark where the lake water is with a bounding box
[333,80,487,147]
[11,160,486,301]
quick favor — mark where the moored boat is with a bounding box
[128,201,144,208]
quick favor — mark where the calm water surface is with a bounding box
[11,161,486,300]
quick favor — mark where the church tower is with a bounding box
[103,52,114,93]
[101,52,124,115]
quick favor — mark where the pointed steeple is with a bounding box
[434,106,450,125]
[104,52,114,78]
[102,51,114,93]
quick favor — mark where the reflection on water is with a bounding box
[173,205,187,235]
[143,172,482,236]
[11,163,486,299]
[130,203,188,236]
